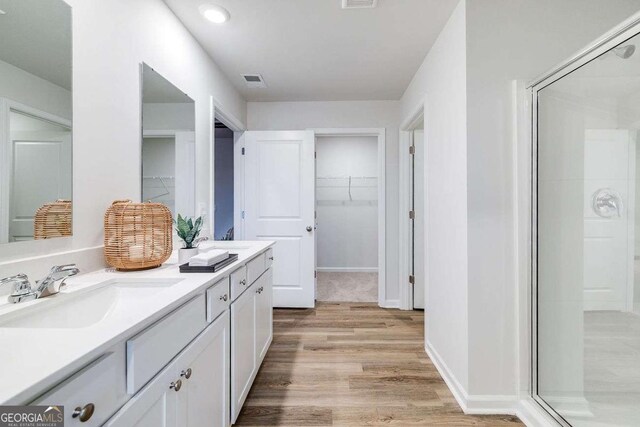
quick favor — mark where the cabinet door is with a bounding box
[231,281,257,423]
[183,311,230,427]
[256,268,273,363]
[104,370,178,427]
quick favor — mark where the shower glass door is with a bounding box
[534,29,640,426]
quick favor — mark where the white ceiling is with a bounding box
[164,0,458,102]
[0,0,71,90]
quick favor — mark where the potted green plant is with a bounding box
[175,214,203,264]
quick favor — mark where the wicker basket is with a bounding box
[104,200,173,270]
[34,199,72,239]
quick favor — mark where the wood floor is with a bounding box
[236,302,523,426]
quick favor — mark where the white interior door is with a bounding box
[583,129,634,311]
[244,130,315,308]
[9,131,71,241]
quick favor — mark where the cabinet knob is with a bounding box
[219,294,228,301]
[181,368,192,379]
[240,279,247,286]
[170,379,182,392]
[268,256,274,261]
[72,403,95,422]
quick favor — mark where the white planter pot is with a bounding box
[178,248,199,264]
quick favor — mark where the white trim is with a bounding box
[383,299,399,309]
[516,397,565,427]
[210,96,246,239]
[316,267,378,273]
[311,128,386,308]
[425,341,518,416]
[399,99,426,310]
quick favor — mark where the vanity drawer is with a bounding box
[207,278,230,322]
[246,253,266,286]
[265,248,274,269]
[230,266,248,301]
[32,347,127,426]
[126,295,206,394]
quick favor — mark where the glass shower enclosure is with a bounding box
[531,16,640,427]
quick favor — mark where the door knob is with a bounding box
[306,226,313,232]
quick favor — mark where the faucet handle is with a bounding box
[0,274,36,303]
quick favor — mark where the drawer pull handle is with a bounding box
[72,403,95,422]
[268,256,274,261]
[181,368,192,379]
[170,379,182,392]
[240,279,247,286]
[219,294,228,302]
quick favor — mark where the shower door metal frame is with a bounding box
[528,12,640,427]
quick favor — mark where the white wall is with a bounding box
[0,59,71,120]
[247,100,401,304]
[0,0,245,287]
[401,0,470,393]
[316,135,378,271]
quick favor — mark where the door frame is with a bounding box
[210,96,246,240]
[399,100,426,311]
[312,128,387,308]
[0,98,72,243]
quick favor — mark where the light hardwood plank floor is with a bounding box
[236,302,523,426]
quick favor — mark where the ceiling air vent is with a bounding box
[342,0,378,9]
[242,74,267,88]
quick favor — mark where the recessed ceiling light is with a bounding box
[0,9,6,15]
[199,4,230,24]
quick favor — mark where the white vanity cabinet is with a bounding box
[15,244,274,427]
[231,266,273,423]
[106,310,230,427]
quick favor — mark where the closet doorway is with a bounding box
[214,118,234,240]
[314,129,386,305]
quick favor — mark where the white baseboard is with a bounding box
[381,299,399,308]
[515,397,563,427]
[425,341,517,415]
[316,267,378,273]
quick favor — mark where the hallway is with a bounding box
[236,303,523,426]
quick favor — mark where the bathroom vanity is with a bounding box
[0,241,274,427]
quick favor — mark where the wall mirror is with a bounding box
[141,63,195,219]
[0,0,72,243]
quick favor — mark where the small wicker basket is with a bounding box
[104,200,173,271]
[34,199,72,239]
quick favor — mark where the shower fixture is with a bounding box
[613,44,635,59]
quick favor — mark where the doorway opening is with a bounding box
[315,133,381,303]
[214,118,234,240]
[400,108,425,310]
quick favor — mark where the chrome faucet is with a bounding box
[0,264,79,303]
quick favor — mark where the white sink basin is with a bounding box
[0,278,183,329]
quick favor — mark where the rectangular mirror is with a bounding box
[141,64,195,219]
[0,0,72,243]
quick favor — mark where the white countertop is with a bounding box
[0,240,274,404]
